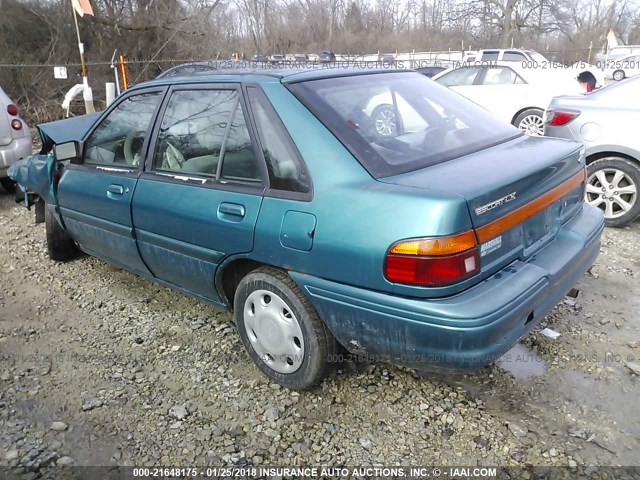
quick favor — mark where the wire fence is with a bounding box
[0,47,599,126]
[0,58,198,125]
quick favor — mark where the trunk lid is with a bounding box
[379,135,586,266]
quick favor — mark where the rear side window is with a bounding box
[502,51,526,61]
[288,72,520,178]
[482,67,520,85]
[481,51,499,61]
[152,89,261,184]
[436,67,481,86]
[246,87,310,194]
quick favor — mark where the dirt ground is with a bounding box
[0,186,639,473]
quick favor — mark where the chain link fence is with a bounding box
[0,58,205,125]
[0,47,598,126]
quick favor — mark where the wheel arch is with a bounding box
[511,106,544,126]
[586,151,640,165]
[216,257,273,310]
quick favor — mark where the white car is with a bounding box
[603,54,640,81]
[0,86,31,192]
[432,62,584,136]
[464,49,606,87]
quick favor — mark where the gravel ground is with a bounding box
[0,187,639,474]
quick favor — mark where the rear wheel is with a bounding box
[612,70,625,81]
[234,267,338,389]
[371,104,397,137]
[514,109,544,136]
[585,157,640,227]
[0,177,16,193]
[45,204,78,261]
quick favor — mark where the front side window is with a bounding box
[289,72,521,178]
[152,89,261,183]
[85,92,161,166]
[435,67,482,87]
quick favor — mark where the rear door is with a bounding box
[131,85,265,301]
[56,88,164,274]
[469,66,531,123]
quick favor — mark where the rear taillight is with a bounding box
[6,104,18,116]
[545,110,580,126]
[384,231,480,286]
[10,119,22,131]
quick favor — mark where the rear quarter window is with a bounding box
[288,72,521,178]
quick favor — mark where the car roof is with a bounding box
[615,53,640,59]
[431,60,528,78]
[135,67,410,90]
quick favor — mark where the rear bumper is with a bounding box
[290,204,604,371]
[0,136,32,177]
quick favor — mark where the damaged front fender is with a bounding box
[8,154,58,206]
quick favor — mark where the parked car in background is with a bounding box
[464,49,605,87]
[598,45,640,62]
[317,50,336,62]
[251,53,268,63]
[433,62,584,136]
[603,53,640,81]
[10,69,603,389]
[544,75,640,227]
[270,53,286,63]
[0,86,31,192]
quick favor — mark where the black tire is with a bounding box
[513,108,544,136]
[612,70,625,81]
[586,157,640,228]
[0,177,16,193]
[45,204,77,261]
[234,266,338,390]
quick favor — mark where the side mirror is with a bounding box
[53,141,83,164]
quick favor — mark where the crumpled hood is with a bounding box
[37,112,101,152]
[8,113,101,206]
[7,154,57,204]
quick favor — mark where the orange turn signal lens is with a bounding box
[389,230,478,256]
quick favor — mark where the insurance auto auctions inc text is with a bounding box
[256,466,497,477]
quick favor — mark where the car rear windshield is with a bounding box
[288,72,521,178]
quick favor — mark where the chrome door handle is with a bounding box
[107,184,125,195]
[218,202,245,219]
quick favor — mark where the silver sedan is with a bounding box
[544,75,640,227]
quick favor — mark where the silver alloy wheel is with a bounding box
[243,289,305,374]
[613,70,625,81]
[518,114,544,136]
[586,167,638,219]
[374,107,397,136]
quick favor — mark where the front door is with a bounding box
[56,89,164,274]
[131,86,265,301]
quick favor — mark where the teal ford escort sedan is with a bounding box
[10,69,604,389]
